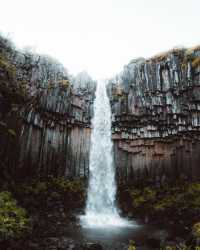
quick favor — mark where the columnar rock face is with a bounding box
[108,47,200,183]
[0,34,94,179]
[1,33,200,182]
[17,64,95,177]
[19,85,93,178]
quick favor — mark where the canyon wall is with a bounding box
[1,34,200,183]
[19,86,93,178]
[109,47,200,183]
[0,35,94,180]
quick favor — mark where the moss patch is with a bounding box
[118,181,200,227]
[0,191,30,241]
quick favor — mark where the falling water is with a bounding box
[81,80,130,228]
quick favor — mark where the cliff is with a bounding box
[19,85,93,178]
[0,34,94,180]
[108,47,200,183]
[1,33,200,183]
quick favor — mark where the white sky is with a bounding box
[0,0,200,79]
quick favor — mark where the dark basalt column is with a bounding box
[109,47,200,183]
[18,85,93,178]
[1,33,200,183]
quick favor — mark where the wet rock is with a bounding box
[57,237,75,250]
[28,242,40,249]
[82,242,103,250]
[146,237,161,249]
[128,212,133,218]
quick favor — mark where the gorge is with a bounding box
[1,34,200,249]
[2,41,200,184]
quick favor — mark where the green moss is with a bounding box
[128,240,136,250]
[48,177,85,208]
[0,191,30,240]
[193,222,200,239]
[132,195,145,208]
[58,79,70,87]
[153,195,176,211]
[7,129,17,137]
[15,177,86,212]
[143,187,156,200]
[0,55,16,80]
[187,183,200,194]
[185,183,200,210]
[192,57,200,68]
[163,247,177,250]
[129,187,156,210]
[163,246,200,250]
[119,181,200,224]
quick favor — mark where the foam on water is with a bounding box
[81,213,135,228]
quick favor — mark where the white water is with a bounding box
[81,80,132,228]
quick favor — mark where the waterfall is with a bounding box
[81,80,129,227]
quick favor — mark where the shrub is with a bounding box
[153,195,176,212]
[185,183,200,210]
[130,187,156,210]
[192,222,200,239]
[129,189,145,209]
[49,177,85,208]
[15,177,86,212]
[128,240,136,250]
[0,191,30,240]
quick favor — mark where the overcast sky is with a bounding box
[0,0,200,79]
